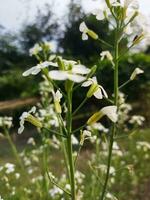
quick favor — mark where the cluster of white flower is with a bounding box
[129,115,145,126]
[0,116,13,129]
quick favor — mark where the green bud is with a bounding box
[57,57,65,70]
[87,111,104,125]
[26,114,43,128]
[54,101,62,114]
[87,83,99,98]
[87,30,98,40]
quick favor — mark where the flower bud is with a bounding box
[25,114,43,128]
[87,83,99,98]
[87,30,98,40]
[57,57,65,70]
[87,111,104,125]
[54,101,62,114]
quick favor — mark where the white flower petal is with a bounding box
[79,22,88,32]
[67,74,86,83]
[49,70,68,80]
[94,88,103,99]
[100,85,108,98]
[101,106,118,123]
[81,80,93,87]
[72,65,90,74]
[82,33,88,40]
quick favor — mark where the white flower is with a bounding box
[82,77,108,99]
[5,163,15,174]
[100,51,113,62]
[22,61,57,76]
[87,106,118,125]
[18,106,36,134]
[72,135,79,145]
[49,186,63,197]
[83,130,91,137]
[29,43,42,56]
[92,8,105,21]
[130,67,144,80]
[0,196,4,200]
[79,22,89,40]
[87,122,109,133]
[101,106,118,123]
[49,64,90,83]
[27,137,36,146]
[53,90,63,114]
[106,192,118,200]
[79,22,98,40]
[129,115,145,126]
[0,116,13,128]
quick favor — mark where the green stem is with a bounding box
[119,79,131,89]
[73,97,88,116]
[66,90,76,200]
[100,23,119,200]
[4,128,24,172]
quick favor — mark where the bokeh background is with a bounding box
[0,0,150,199]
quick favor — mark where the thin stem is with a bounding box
[98,38,113,48]
[4,128,24,172]
[66,89,76,200]
[72,97,88,116]
[100,21,119,200]
[46,170,71,196]
[119,79,131,89]
[72,124,86,134]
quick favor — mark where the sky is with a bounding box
[0,0,149,32]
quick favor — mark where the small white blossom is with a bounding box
[23,61,57,77]
[82,77,108,99]
[18,106,36,134]
[29,43,42,56]
[130,67,144,80]
[49,186,63,198]
[129,115,145,126]
[101,106,118,123]
[72,135,79,145]
[100,51,113,62]
[49,64,90,83]
[79,22,89,40]
[27,137,36,146]
[5,163,15,174]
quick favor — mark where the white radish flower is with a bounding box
[100,51,113,62]
[49,64,90,83]
[18,106,41,134]
[82,77,108,99]
[101,106,118,123]
[29,43,42,56]
[79,22,98,40]
[87,105,118,125]
[53,90,63,114]
[79,22,89,40]
[22,61,57,76]
[130,67,144,80]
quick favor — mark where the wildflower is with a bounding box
[23,61,57,76]
[53,90,62,114]
[92,8,105,21]
[87,122,109,133]
[0,116,13,128]
[87,106,118,125]
[100,51,113,62]
[79,22,98,40]
[130,67,144,80]
[18,107,42,134]
[27,137,36,146]
[129,115,145,126]
[5,163,15,174]
[49,63,90,83]
[49,186,63,198]
[82,77,108,99]
[72,135,79,145]
[80,130,91,145]
[29,43,42,56]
